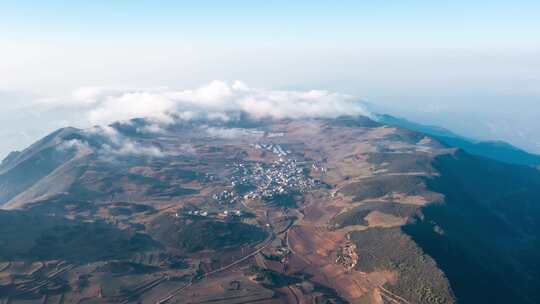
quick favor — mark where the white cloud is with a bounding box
[88,91,176,125]
[71,81,371,126]
[14,81,373,160]
[101,141,165,158]
[57,139,91,153]
[79,125,167,159]
[138,123,166,134]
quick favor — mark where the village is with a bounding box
[229,143,316,202]
[177,142,318,220]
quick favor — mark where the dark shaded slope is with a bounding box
[436,136,540,167]
[0,206,157,262]
[376,114,459,138]
[0,128,82,205]
[0,147,77,205]
[377,114,540,167]
[148,215,267,254]
[403,150,540,304]
[0,127,80,174]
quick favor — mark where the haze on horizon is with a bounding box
[1,1,540,158]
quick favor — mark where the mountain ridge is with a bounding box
[376,114,540,167]
[0,114,539,304]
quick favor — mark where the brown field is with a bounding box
[0,117,456,304]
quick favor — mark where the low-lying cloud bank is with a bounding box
[57,126,166,159]
[71,81,371,126]
[44,81,371,160]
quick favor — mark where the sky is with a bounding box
[1,1,540,158]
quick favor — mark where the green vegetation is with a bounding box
[330,208,371,227]
[404,151,540,304]
[340,175,427,202]
[351,227,454,304]
[159,219,267,253]
[0,210,66,260]
[265,192,300,208]
[97,261,160,274]
[246,265,301,288]
[29,222,159,262]
[109,202,156,216]
[68,182,105,201]
[0,208,159,262]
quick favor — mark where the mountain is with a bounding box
[1,114,540,304]
[376,114,540,167]
[0,127,84,206]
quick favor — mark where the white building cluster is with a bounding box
[221,143,316,203]
[212,189,240,205]
[252,143,291,157]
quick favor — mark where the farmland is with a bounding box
[2,115,539,303]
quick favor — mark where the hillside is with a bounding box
[0,114,539,304]
[376,114,540,167]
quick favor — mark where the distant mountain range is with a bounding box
[376,114,540,167]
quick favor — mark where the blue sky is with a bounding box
[1,1,540,157]
[3,1,540,47]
